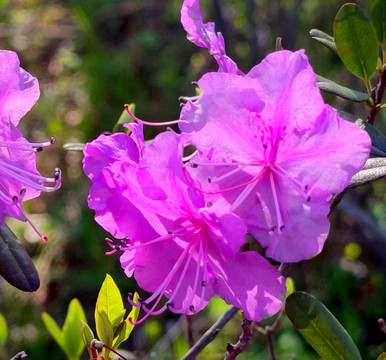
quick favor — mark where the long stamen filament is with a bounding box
[269,171,284,231]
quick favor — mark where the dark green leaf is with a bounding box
[62,299,87,358]
[355,118,386,156]
[334,3,378,83]
[0,223,40,292]
[316,75,370,102]
[286,291,362,360]
[0,313,7,348]
[310,29,337,54]
[370,0,386,47]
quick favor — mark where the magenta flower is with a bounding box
[179,50,371,262]
[83,130,285,322]
[0,50,61,241]
[181,0,238,73]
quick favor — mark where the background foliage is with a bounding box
[0,0,384,359]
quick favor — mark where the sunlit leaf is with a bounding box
[113,103,136,133]
[334,3,378,84]
[80,320,95,359]
[377,353,386,360]
[95,274,125,332]
[42,312,64,349]
[62,299,87,358]
[95,306,114,347]
[310,29,337,54]
[370,0,386,47]
[0,223,40,292]
[0,313,7,348]
[286,277,295,297]
[316,75,370,102]
[286,291,362,360]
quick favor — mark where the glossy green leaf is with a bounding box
[95,306,114,347]
[0,313,7,348]
[286,291,362,360]
[310,29,337,54]
[0,223,40,292]
[113,103,135,133]
[95,274,125,333]
[42,312,64,349]
[370,0,386,47]
[62,299,87,358]
[334,3,378,83]
[377,353,386,360]
[316,75,370,102]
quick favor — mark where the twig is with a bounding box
[180,306,240,360]
[378,318,386,336]
[224,317,253,360]
[255,308,286,360]
[185,315,195,358]
[368,65,386,125]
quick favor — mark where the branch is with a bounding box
[180,306,240,360]
[224,318,253,360]
[368,66,386,125]
[348,158,386,188]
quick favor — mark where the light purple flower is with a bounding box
[83,130,285,322]
[181,0,238,73]
[179,50,371,262]
[0,50,61,240]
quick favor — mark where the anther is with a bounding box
[207,177,212,184]
[36,146,43,152]
[19,188,26,197]
[166,302,174,309]
[214,279,218,284]
[201,281,206,287]
[263,144,267,149]
[206,201,213,207]
[54,168,61,181]
[191,163,198,168]
[270,226,277,232]
[280,225,285,231]
[305,184,309,190]
[12,196,18,202]
[50,137,56,144]
[307,196,311,202]
[189,305,195,312]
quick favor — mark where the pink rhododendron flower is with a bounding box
[181,0,238,73]
[0,50,61,240]
[179,49,371,262]
[83,129,285,322]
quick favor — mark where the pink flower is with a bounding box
[179,50,371,262]
[0,50,61,241]
[181,0,238,73]
[83,130,285,322]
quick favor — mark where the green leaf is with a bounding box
[334,3,378,84]
[0,313,7,348]
[113,104,136,133]
[95,274,125,333]
[0,223,40,292]
[42,312,64,350]
[62,299,87,358]
[316,75,370,102]
[112,292,140,349]
[377,353,386,360]
[80,320,95,359]
[310,29,337,54]
[95,306,114,347]
[355,118,386,156]
[286,292,362,360]
[370,0,386,47]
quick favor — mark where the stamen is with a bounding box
[0,137,56,152]
[269,171,285,232]
[124,104,188,127]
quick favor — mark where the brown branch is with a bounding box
[224,318,253,360]
[180,306,239,360]
[368,65,386,125]
[185,315,195,358]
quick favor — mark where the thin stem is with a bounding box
[186,315,195,351]
[224,317,253,360]
[368,66,386,125]
[180,306,240,360]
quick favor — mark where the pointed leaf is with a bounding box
[95,306,114,347]
[62,299,87,358]
[80,320,95,359]
[310,29,337,54]
[377,353,386,360]
[355,118,386,156]
[42,312,64,349]
[286,291,362,360]
[113,104,136,133]
[370,0,386,47]
[0,223,40,292]
[316,75,370,102]
[334,3,378,83]
[112,292,140,349]
[95,274,125,332]
[0,313,7,348]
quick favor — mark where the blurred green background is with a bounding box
[0,0,385,359]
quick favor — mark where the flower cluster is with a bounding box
[0,50,61,241]
[83,0,371,322]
